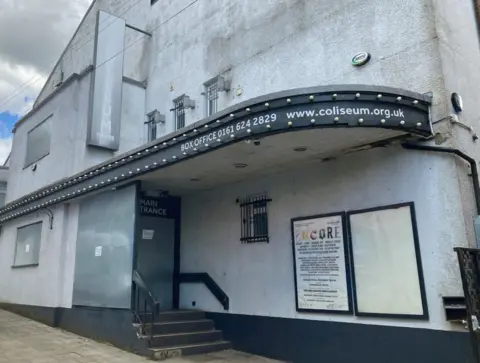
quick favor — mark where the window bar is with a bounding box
[263,199,269,242]
[175,100,185,130]
[243,198,247,243]
[254,195,259,242]
[240,197,244,243]
[246,198,252,243]
[258,198,262,242]
[207,83,218,116]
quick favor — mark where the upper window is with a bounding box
[204,76,230,117]
[206,82,219,116]
[145,110,165,143]
[0,182,7,208]
[13,222,43,268]
[148,122,157,142]
[174,99,186,130]
[25,115,52,167]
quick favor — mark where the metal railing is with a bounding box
[132,270,160,342]
[455,247,480,363]
[179,272,229,310]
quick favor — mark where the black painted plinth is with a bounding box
[207,312,473,363]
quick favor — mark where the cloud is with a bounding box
[0,0,92,115]
[0,0,92,163]
[0,0,92,72]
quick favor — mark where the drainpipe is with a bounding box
[402,142,480,215]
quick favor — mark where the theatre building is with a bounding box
[2,1,480,362]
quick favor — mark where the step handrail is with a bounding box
[179,272,229,310]
[132,270,160,342]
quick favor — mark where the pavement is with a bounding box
[0,309,282,363]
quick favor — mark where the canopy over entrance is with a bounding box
[0,85,432,222]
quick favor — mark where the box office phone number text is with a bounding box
[181,113,278,151]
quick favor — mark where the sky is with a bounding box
[0,0,92,164]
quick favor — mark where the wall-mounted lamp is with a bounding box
[183,95,196,109]
[216,76,231,92]
[351,52,371,67]
[451,92,463,113]
[171,95,195,110]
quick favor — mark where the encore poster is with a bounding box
[292,213,350,313]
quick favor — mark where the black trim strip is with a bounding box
[0,86,432,223]
[11,263,39,269]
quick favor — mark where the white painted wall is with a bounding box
[8,76,146,202]
[37,0,449,136]
[180,146,467,331]
[11,0,452,202]
[0,205,72,307]
[15,0,480,203]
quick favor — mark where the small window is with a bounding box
[239,194,272,243]
[148,122,157,142]
[13,222,43,267]
[0,182,7,208]
[204,76,230,116]
[25,115,52,167]
[145,110,165,143]
[206,82,219,116]
[174,99,185,130]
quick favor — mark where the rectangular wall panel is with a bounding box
[348,203,427,318]
[87,10,125,150]
[13,222,43,267]
[72,185,136,308]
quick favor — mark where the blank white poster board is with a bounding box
[348,204,426,317]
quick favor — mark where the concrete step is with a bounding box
[135,310,206,323]
[148,330,223,348]
[143,319,215,335]
[149,340,231,361]
[156,310,206,323]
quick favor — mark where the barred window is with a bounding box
[147,122,157,142]
[206,82,219,116]
[174,99,185,130]
[239,194,271,243]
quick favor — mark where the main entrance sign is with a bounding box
[138,195,180,219]
[0,85,432,223]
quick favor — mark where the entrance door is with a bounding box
[136,215,175,310]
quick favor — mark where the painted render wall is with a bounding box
[7,76,146,202]
[36,0,448,134]
[179,146,467,332]
[10,0,450,203]
[431,0,480,249]
[0,204,73,307]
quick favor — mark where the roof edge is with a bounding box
[33,0,97,107]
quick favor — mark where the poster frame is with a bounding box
[291,211,353,314]
[346,202,429,319]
